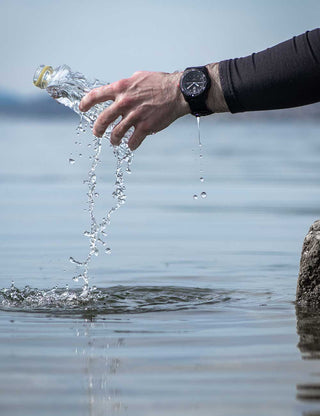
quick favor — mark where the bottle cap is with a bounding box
[33,65,53,89]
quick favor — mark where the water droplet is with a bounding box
[72,276,79,282]
[94,247,99,256]
[199,154,203,159]
[79,153,82,157]
[98,238,106,246]
[201,192,207,198]
[83,231,91,237]
[69,158,75,164]
[200,177,204,182]
[69,256,83,266]
[105,248,111,254]
[88,143,92,147]
[193,194,198,200]
[126,167,132,174]
[94,192,99,198]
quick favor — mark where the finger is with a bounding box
[111,114,136,146]
[79,84,115,112]
[128,128,147,151]
[93,103,121,137]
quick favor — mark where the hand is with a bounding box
[79,71,190,150]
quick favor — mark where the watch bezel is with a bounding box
[180,68,209,98]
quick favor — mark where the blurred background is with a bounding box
[2,0,320,95]
[0,0,320,289]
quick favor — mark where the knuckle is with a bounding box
[132,70,145,77]
[128,114,138,127]
[99,84,108,96]
[112,122,123,136]
[117,96,132,111]
[104,83,114,96]
[114,118,133,137]
[88,88,98,100]
[115,78,129,92]
[110,128,122,144]
[97,112,109,128]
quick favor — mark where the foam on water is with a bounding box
[0,284,231,317]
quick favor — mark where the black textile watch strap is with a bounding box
[188,96,213,117]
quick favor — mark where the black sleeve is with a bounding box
[219,28,320,113]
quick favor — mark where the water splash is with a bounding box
[44,65,134,289]
[0,283,231,317]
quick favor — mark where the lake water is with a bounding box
[1,115,320,415]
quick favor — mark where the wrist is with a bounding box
[170,71,190,117]
[205,63,230,113]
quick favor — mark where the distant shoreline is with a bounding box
[0,92,320,121]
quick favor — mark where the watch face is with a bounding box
[181,69,208,97]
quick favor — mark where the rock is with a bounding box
[297,220,320,305]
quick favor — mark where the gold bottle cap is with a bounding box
[33,65,53,89]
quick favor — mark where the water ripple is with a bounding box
[0,284,232,317]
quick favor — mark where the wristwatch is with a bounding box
[179,66,213,117]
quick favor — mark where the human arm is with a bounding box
[220,28,320,113]
[79,28,320,150]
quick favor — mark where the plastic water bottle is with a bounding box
[33,64,133,141]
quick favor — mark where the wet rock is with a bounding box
[297,220,320,306]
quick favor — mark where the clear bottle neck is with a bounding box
[33,65,54,89]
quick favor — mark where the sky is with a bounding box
[1,0,320,95]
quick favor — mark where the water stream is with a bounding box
[44,65,134,291]
[193,117,207,200]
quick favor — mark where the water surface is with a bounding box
[1,117,320,415]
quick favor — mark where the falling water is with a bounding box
[41,65,134,291]
[193,117,207,200]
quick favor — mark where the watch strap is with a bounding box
[182,66,213,117]
[187,96,213,117]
